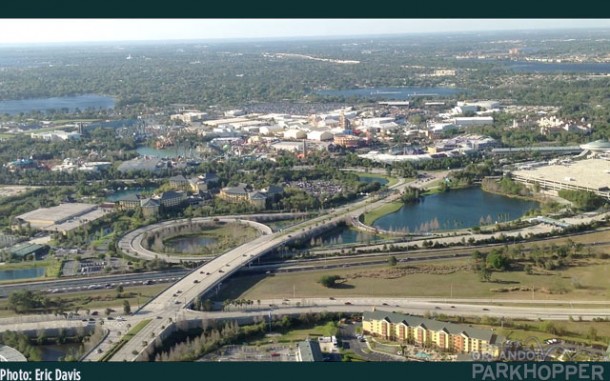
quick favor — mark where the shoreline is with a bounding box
[362,184,543,231]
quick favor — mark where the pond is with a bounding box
[164,235,218,254]
[39,343,83,361]
[0,266,46,281]
[314,227,382,246]
[373,187,538,233]
[0,94,114,115]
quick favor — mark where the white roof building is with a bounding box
[453,116,494,127]
[307,130,334,141]
[31,130,80,141]
[284,129,307,139]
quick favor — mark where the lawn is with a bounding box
[0,284,170,317]
[217,256,610,302]
[362,201,403,226]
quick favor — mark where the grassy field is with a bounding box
[351,172,399,187]
[362,201,403,226]
[497,320,610,348]
[0,284,170,318]
[216,255,610,301]
[160,222,259,256]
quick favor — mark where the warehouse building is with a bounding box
[511,158,610,199]
[15,203,106,234]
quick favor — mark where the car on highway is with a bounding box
[193,280,200,283]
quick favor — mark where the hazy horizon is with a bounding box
[0,19,608,46]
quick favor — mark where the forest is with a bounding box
[1,29,610,120]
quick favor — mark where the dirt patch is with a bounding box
[0,186,38,199]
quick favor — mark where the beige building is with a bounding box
[362,311,502,356]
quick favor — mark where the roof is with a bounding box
[223,186,248,195]
[248,192,267,200]
[8,242,46,257]
[140,198,160,208]
[204,172,219,181]
[158,191,185,200]
[512,158,610,192]
[297,340,324,362]
[0,344,27,362]
[16,203,97,225]
[264,185,284,195]
[363,311,500,344]
[169,175,188,182]
[117,194,141,202]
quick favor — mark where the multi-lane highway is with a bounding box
[76,171,610,362]
[86,177,411,361]
[0,269,188,298]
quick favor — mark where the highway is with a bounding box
[3,296,609,358]
[76,171,607,361]
[0,269,188,298]
[185,297,610,322]
[86,177,412,361]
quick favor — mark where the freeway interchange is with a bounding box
[86,177,411,361]
[63,173,610,361]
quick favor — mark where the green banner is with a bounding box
[0,362,609,381]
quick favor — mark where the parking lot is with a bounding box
[199,344,297,362]
[62,257,127,276]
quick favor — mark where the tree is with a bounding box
[318,275,342,288]
[116,285,124,296]
[486,250,510,271]
[478,266,492,282]
[123,300,131,315]
[388,256,398,267]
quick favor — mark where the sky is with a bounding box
[0,19,608,45]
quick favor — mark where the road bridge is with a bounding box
[86,178,408,361]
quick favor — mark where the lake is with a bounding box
[316,86,464,99]
[373,187,538,233]
[0,266,46,281]
[164,235,218,254]
[315,226,382,246]
[0,94,115,115]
